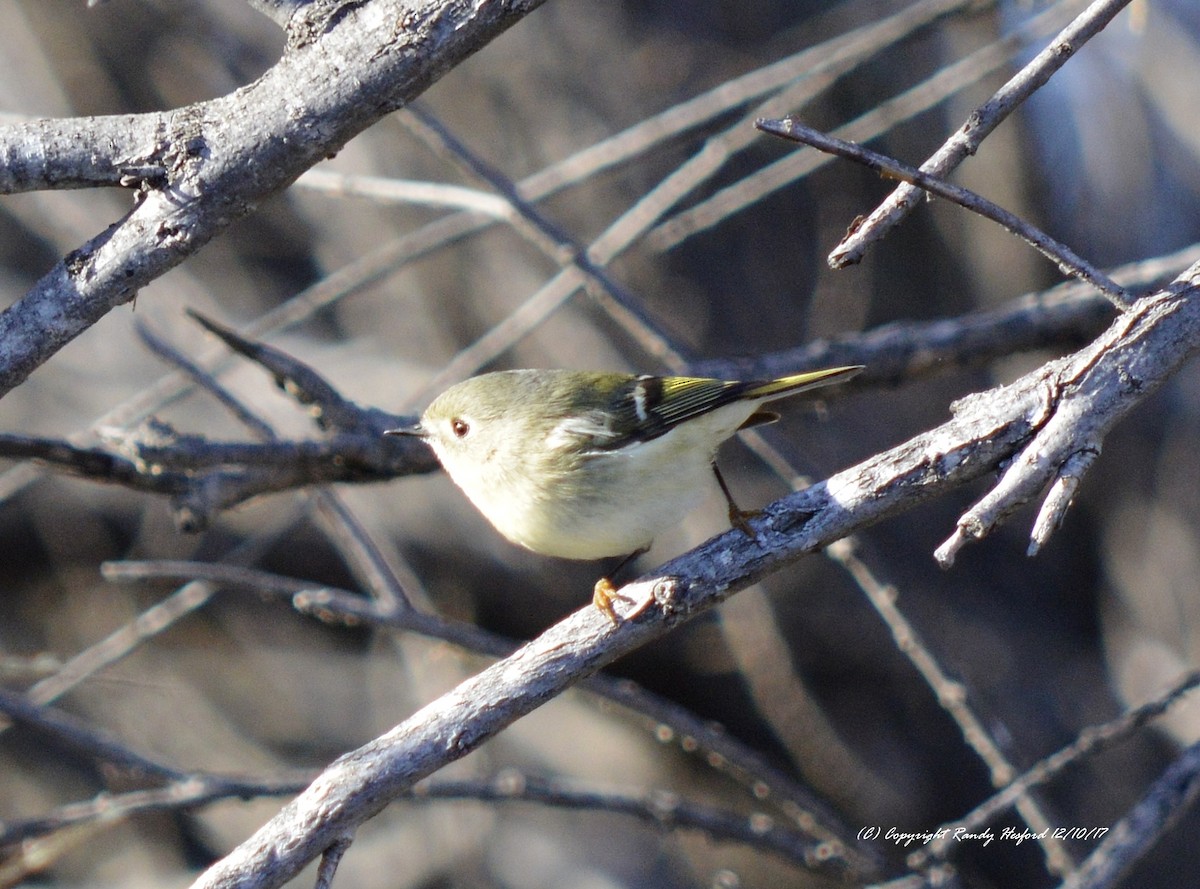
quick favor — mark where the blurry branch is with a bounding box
[1061,741,1200,889]
[688,250,1129,383]
[309,491,417,613]
[6,239,1198,533]
[647,0,1088,251]
[757,117,1133,307]
[0,0,548,399]
[0,715,848,879]
[408,773,845,870]
[565,0,986,264]
[914,670,1200,868]
[295,169,515,217]
[400,103,681,369]
[179,261,1200,889]
[0,760,308,849]
[829,0,1136,268]
[827,537,1072,874]
[522,0,980,207]
[102,557,872,876]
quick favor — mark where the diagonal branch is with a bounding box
[936,263,1200,565]
[0,0,548,400]
[829,0,1136,267]
[758,117,1132,306]
[188,257,1200,887]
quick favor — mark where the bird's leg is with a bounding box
[593,545,650,623]
[713,462,760,537]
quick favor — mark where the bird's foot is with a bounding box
[728,504,762,538]
[593,577,656,623]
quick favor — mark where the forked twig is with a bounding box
[756,118,1132,307]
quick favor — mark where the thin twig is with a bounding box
[757,117,1132,307]
[0,773,314,846]
[0,762,853,875]
[313,834,354,889]
[912,670,1200,868]
[829,0,1137,267]
[649,0,1088,251]
[1058,742,1200,889]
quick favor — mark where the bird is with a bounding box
[388,366,862,621]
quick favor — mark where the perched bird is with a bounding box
[388,366,862,621]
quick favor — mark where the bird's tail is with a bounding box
[745,365,864,401]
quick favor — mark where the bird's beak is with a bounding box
[384,420,426,438]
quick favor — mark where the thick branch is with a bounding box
[937,264,1200,564]
[0,0,547,400]
[190,262,1200,887]
[186,340,1052,889]
[0,115,168,192]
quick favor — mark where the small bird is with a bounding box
[388,366,862,621]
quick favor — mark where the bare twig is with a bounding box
[829,0,1137,267]
[0,773,311,847]
[1058,742,1200,889]
[757,117,1133,307]
[310,492,416,614]
[1027,447,1100,555]
[294,168,514,217]
[186,310,390,435]
[411,772,849,872]
[0,0,549,399]
[936,264,1200,565]
[102,557,873,873]
[520,0,983,201]
[136,319,278,440]
[0,761,853,875]
[400,104,678,368]
[313,833,354,889]
[913,670,1200,867]
[648,0,1088,251]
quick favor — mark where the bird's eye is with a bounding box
[451,418,470,438]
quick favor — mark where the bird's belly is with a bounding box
[504,449,715,560]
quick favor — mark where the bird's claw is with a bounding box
[728,505,762,538]
[593,577,655,623]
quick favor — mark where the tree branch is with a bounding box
[829,0,1136,267]
[936,263,1200,564]
[0,0,548,400]
[758,117,1132,306]
[184,254,1200,886]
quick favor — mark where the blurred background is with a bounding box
[2,0,1200,886]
